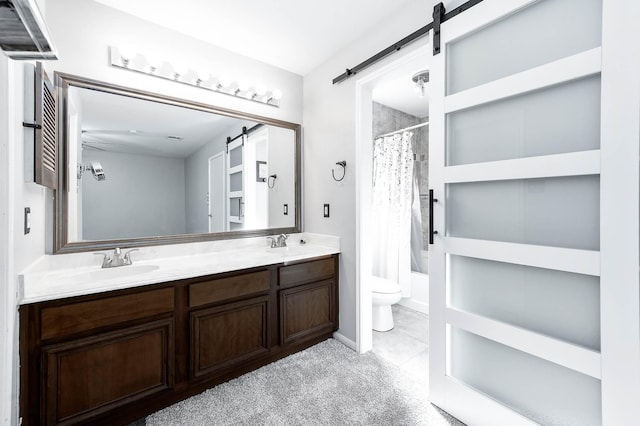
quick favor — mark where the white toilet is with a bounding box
[371,276,403,332]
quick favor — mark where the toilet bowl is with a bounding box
[371,276,402,332]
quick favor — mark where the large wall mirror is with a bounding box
[54,73,301,253]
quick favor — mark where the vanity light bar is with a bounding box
[108,46,282,108]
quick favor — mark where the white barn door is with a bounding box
[226,136,245,230]
[428,0,640,424]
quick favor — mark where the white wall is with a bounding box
[82,150,187,240]
[0,58,52,426]
[302,0,433,345]
[0,49,15,426]
[44,0,302,124]
[267,126,296,228]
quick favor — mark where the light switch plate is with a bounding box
[24,207,31,234]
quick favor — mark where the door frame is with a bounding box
[207,151,226,233]
[355,43,430,354]
[599,0,640,421]
[0,54,17,425]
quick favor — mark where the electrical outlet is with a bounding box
[324,203,330,218]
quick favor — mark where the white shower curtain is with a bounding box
[371,131,414,296]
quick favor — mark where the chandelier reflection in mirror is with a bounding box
[109,46,283,107]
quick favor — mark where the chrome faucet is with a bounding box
[94,248,139,268]
[267,234,288,248]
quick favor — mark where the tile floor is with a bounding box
[372,303,430,386]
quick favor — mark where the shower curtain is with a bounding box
[371,131,414,296]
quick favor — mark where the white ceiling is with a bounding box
[372,72,429,118]
[372,47,430,118]
[93,0,415,76]
[74,87,254,158]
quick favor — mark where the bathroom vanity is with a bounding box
[17,69,335,424]
[19,239,339,425]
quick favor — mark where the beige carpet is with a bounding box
[146,338,464,425]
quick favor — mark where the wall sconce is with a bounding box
[108,46,282,108]
[78,161,106,181]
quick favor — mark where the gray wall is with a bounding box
[184,120,254,234]
[302,0,431,344]
[82,150,186,240]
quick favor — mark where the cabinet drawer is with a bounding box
[189,270,270,308]
[279,257,335,288]
[40,287,174,340]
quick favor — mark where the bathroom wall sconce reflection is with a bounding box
[109,46,283,107]
[267,174,277,189]
[78,161,106,181]
[332,161,346,182]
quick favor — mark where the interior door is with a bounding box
[208,152,225,232]
[226,136,245,230]
[427,0,638,424]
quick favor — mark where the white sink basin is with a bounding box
[69,264,160,282]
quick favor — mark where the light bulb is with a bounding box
[272,89,282,100]
[414,78,426,97]
[217,75,230,89]
[173,64,188,80]
[255,84,267,96]
[118,45,137,67]
[238,80,250,92]
[145,53,163,73]
[196,70,210,86]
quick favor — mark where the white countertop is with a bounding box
[18,233,340,304]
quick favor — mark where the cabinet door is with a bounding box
[41,319,174,425]
[279,279,336,346]
[190,296,270,379]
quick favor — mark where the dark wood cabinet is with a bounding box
[191,295,270,378]
[42,319,174,425]
[279,257,338,346]
[280,279,335,345]
[20,254,339,425]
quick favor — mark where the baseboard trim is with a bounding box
[332,331,356,351]
[398,298,429,315]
